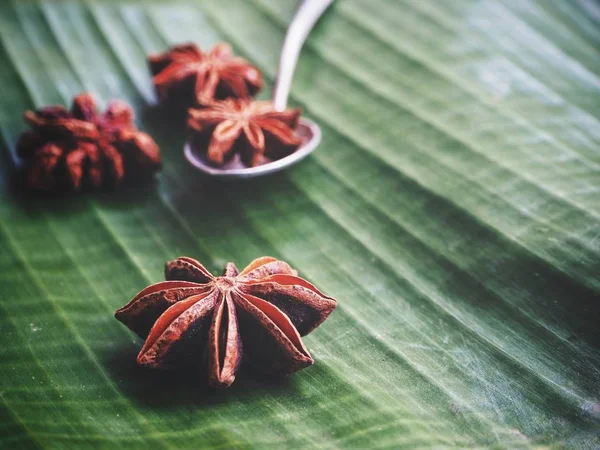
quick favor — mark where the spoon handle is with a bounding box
[272,0,334,111]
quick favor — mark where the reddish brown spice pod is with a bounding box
[148,43,263,108]
[17,93,161,191]
[188,99,302,167]
[115,256,337,388]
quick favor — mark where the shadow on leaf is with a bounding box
[5,169,162,216]
[104,343,298,409]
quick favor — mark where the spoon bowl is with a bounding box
[184,117,321,179]
[184,0,333,179]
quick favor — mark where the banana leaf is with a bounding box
[1,0,599,448]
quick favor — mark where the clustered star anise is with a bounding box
[17,93,161,191]
[148,43,263,108]
[115,256,337,388]
[148,42,303,168]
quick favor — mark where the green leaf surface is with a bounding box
[1,0,599,448]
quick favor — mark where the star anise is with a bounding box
[17,93,162,191]
[115,256,337,388]
[188,99,302,167]
[148,43,263,108]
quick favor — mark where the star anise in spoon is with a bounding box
[17,93,161,191]
[187,99,302,167]
[148,43,263,108]
[115,256,336,388]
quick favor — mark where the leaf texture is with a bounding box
[0,0,599,448]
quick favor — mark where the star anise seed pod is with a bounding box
[115,256,337,388]
[188,99,302,167]
[17,93,162,191]
[148,43,263,108]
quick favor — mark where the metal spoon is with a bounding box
[184,0,334,179]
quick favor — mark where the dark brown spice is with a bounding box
[115,256,337,388]
[188,99,302,167]
[17,93,161,191]
[148,43,263,109]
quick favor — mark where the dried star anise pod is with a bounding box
[17,93,161,191]
[148,43,263,108]
[188,99,302,167]
[115,256,336,388]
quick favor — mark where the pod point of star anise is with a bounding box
[17,93,162,192]
[115,256,337,388]
[188,99,303,167]
[148,42,263,109]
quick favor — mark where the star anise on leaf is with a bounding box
[148,43,263,108]
[17,93,161,191]
[115,256,337,388]
[188,99,302,167]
